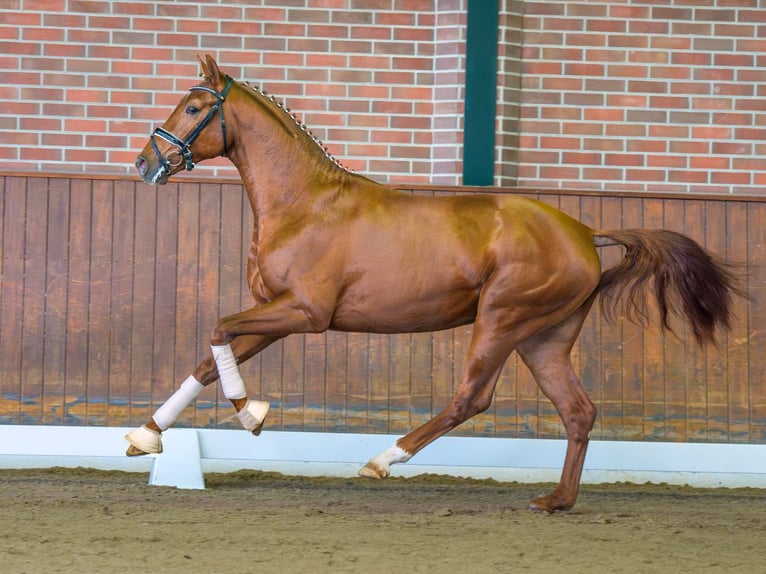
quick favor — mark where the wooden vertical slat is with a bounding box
[108,179,136,425]
[86,180,114,425]
[642,197,665,439]
[64,179,92,425]
[620,196,646,441]
[198,183,225,425]
[704,201,729,441]
[20,177,47,424]
[747,202,766,442]
[683,200,708,441]
[42,177,70,425]
[130,180,158,425]
[152,182,181,421]
[367,333,391,434]
[726,201,751,441]
[388,332,413,434]
[345,331,370,430]
[325,330,349,432]
[304,332,327,429]
[662,199,687,440]
[0,177,26,424]
[174,182,203,426]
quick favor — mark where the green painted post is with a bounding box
[463,0,499,186]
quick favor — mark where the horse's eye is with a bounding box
[185,105,200,116]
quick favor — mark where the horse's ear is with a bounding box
[197,54,210,79]
[197,54,224,87]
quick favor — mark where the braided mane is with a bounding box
[241,80,352,173]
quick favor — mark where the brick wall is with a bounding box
[0,0,466,184]
[1,1,764,193]
[515,1,766,194]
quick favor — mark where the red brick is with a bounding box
[670,141,708,154]
[690,157,727,170]
[647,155,686,168]
[669,170,707,183]
[711,142,753,155]
[711,171,750,185]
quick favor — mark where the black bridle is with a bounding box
[150,75,234,174]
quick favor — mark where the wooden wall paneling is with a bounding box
[368,332,391,434]
[620,196,646,441]
[388,332,413,435]
[130,180,158,425]
[1,175,764,444]
[747,203,766,442]
[64,179,93,425]
[304,332,328,431]
[282,332,307,430]
[662,199,689,441]
[641,197,665,440]
[409,332,433,432]
[175,182,206,426]
[325,330,349,432]
[0,177,26,423]
[535,193,565,438]
[345,331,371,431]
[212,184,244,426]
[198,183,226,426]
[42,177,70,425]
[683,199,709,441]
[703,200,730,441]
[108,179,136,425]
[447,326,470,434]
[431,329,455,430]
[726,201,751,441]
[85,180,114,425]
[580,195,610,439]
[152,183,181,423]
[20,176,48,424]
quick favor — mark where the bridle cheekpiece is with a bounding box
[150,75,234,174]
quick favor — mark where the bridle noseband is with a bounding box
[150,75,234,175]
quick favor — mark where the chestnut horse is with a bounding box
[128,56,742,512]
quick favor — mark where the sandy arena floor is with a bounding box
[1,468,764,573]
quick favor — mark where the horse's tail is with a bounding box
[593,229,746,346]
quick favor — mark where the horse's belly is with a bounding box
[330,287,479,334]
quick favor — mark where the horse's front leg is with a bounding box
[125,334,279,456]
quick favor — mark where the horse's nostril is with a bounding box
[135,157,147,176]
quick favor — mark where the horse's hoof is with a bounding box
[528,494,573,514]
[237,400,269,434]
[358,462,388,479]
[126,444,149,457]
[124,425,163,456]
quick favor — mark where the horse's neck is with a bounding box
[228,134,340,229]
[226,85,362,231]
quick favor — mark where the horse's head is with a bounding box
[135,55,233,185]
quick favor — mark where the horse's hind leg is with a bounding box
[515,302,597,513]
[358,297,541,478]
[125,334,280,456]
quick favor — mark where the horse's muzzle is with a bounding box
[135,155,168,185]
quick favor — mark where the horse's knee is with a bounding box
[562,400,597,441]
[210,324,233,346]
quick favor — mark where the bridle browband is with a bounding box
[150,75,234,174]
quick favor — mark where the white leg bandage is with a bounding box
[372,445,412,469]
[211,344,269,434]
[151,375,205,431]
[211,343,246,399]
[359,444,412,479]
